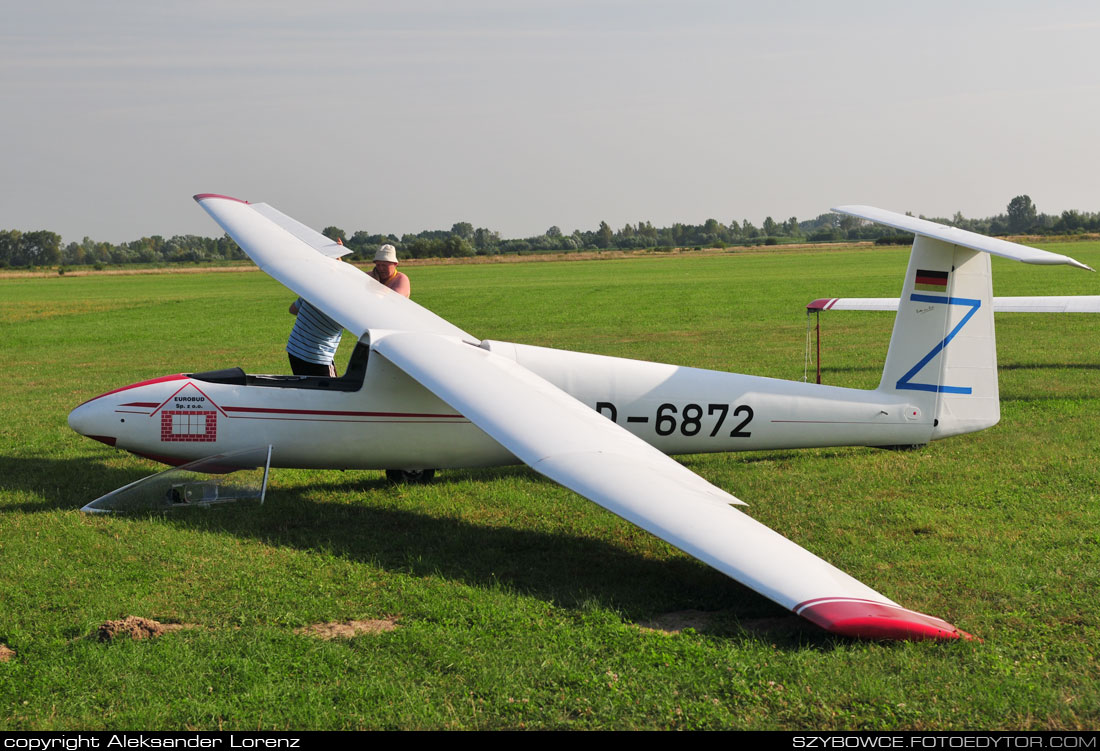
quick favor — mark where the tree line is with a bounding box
[0,231,246,269]
[2,195,1097,269]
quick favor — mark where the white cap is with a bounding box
[374,244,398,263]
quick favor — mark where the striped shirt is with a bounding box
[286,299,342,364]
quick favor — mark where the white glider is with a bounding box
[67,196,1094,642]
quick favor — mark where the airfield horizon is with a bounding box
[0,240,869,280]
[5,233,1099,281]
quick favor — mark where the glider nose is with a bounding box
[68,397,118,447]
[68,374,187,448]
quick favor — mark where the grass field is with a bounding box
[1,242,1098,730]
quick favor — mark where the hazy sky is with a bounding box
[3,1,1099,244]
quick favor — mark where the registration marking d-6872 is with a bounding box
[595,401,754,438]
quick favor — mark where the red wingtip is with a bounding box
[806,298,837,311]
[193,193,249,204]
[796,598,974,642]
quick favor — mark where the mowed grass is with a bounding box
[1,243,1098,730]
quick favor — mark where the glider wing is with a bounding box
[196,193,971,640]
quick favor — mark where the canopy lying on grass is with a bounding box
[81,445,271,514]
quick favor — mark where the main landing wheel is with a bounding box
[385,468,437,485]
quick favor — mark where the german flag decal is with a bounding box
[914,269,948,292]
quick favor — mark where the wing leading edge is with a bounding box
[194,194,473,342]
[196,193,971,641]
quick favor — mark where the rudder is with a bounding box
[878,236,998,440]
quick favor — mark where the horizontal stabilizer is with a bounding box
[808,296,1100,313]
[833,205,1094,271]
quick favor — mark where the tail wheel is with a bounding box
[385,468,436,485]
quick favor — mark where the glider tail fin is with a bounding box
[878,236,998,440]
[835,205,1091,442]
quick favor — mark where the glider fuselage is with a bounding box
[69,339,932,469]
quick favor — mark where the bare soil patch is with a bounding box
[0,644,14,662]
[295,618,398,639]
[736,615,811,638]
[96,616,193,642]
[635,611,808,638]
[634,610,717,635]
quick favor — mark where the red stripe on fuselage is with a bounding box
[221,406,464,418]
[75,374,190,408]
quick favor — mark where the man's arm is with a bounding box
[390,273,411,298]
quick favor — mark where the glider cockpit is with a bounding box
[188,341,372,392]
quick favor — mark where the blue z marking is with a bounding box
[896,293,981,394]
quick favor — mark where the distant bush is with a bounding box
[874,235,913,245]
[809,229,844,242]
[764,237,778,246]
